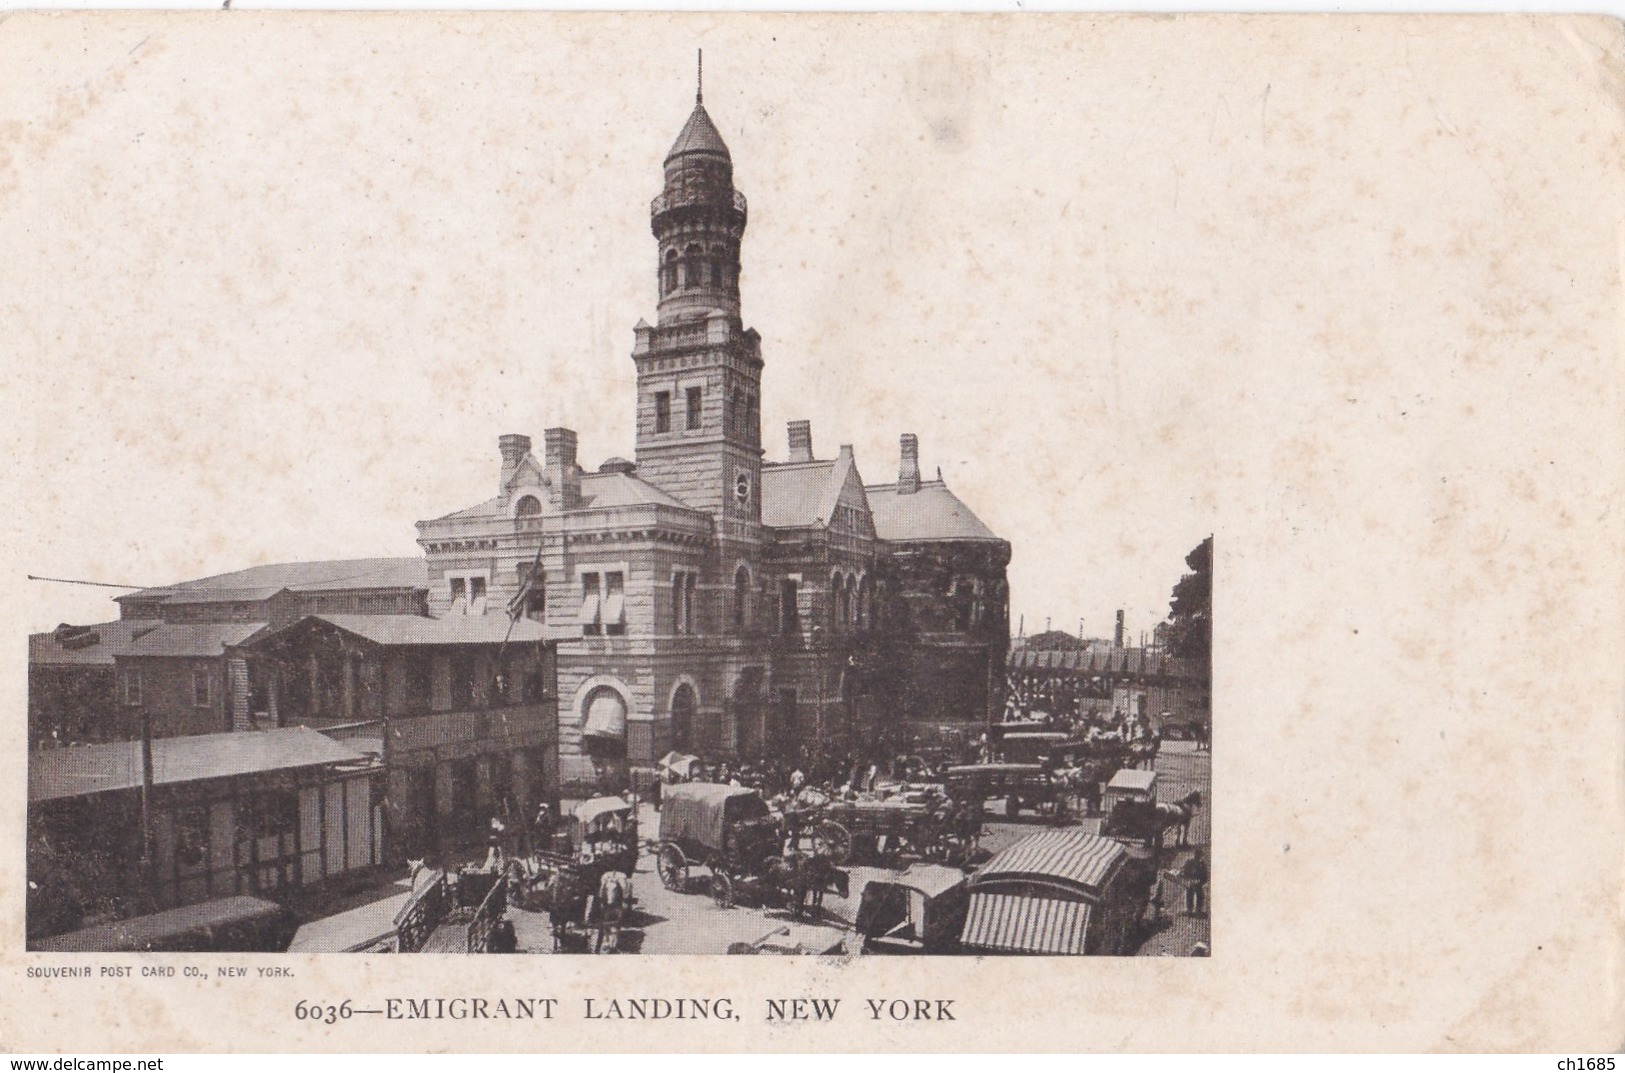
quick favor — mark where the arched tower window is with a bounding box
[731,388,745,436]
[682,243,702,288]
[846,575,859,626]
[662,249,678,295]
[733,565,751,632]
[832,571,847,633]
[514,494,542,518]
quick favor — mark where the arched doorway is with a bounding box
[671,682,698,754]
[580,684,629,793]
[731,668,765,761]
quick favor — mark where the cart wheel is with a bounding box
[710,872,735,909]
[814,821,852,865]
[656,844,687,892]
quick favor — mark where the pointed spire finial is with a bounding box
[696,48,703,105]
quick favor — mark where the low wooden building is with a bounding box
[27,726,381,943]
[232,613,559,862]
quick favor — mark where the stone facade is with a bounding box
[416,88,1012,795]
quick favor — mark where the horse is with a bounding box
[539,868,584,952]
[585,870,631,954]
[1127,732,1162,771]
[765,851,849,919]
[1153,791,1203,847]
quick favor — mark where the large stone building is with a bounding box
[415,85,1010,794]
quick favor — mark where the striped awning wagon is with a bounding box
[961,891,1093,956]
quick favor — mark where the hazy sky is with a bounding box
[11,19,1221,638]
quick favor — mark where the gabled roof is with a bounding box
[120,558,428,604]
[245,613,548,649]
[760,460,840,528]
[579,471,691,510]
[424,471,692,523]
[29,727,366,803]
[666,102,730,161]
[864,479,1003,543]
[125,622,269,659]
[30,620,161,668]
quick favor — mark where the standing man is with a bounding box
[1179,847,1209,916]
[531,801,557,858]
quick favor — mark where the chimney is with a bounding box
[787,419,814,463]
[498,433,531,491]
[1115,609,1125,648]
[898,433,921,494]
[543,427,581,509]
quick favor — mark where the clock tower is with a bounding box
[631,72,763,533]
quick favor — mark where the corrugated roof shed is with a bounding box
[122,558,428,603]
[864,480,1003,543]
[29,727,366,803]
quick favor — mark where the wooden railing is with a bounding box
[465,876,507,954]
[393,874,447,953]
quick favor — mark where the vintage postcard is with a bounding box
[1,11,1621,1052]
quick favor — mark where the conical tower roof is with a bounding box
[665,102,730,162]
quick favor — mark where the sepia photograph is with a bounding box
[5,12,1622,1053]
[20,30,1211,959]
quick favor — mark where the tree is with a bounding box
[1162,536,1212,665]
[1022,630,1087,652]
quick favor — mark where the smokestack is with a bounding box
[1115,610,1125,647]
[498,433,531,491]
[543,427,581,509]
[787,420,814,463]
[898,433,921,494]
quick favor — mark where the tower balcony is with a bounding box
[650,188,748,227]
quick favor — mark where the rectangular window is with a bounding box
[122,668,142,706]
[192,667,211,708]
[685,386,703,430]
[780,579,800,636]
[580,572,602,636]
[517,563,545,619]
[469,576,487,616]
[654,391,671,434]
[449,576,467,616]
[450,654,474,708]
[404,654,433,711]
[671,571,698,635]
[604,571,627,636]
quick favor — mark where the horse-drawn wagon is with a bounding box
[813,792,980,866]
[853,864,971,955]
[512,795,638,953]
[959,827,1154,956]
[945,763,1070,823]
[656,783,848,918]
